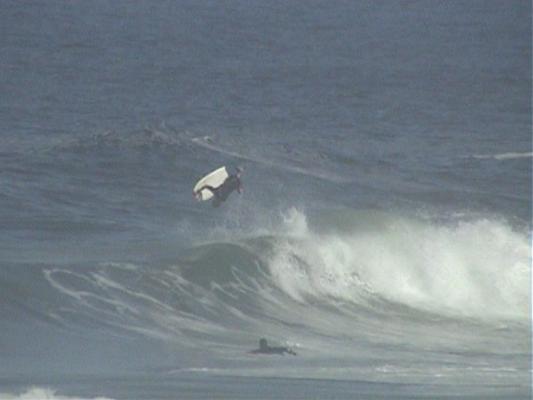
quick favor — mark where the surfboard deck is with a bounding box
[193,166,228,201]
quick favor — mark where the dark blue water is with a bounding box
[1,1,531,399]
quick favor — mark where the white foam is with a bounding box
[0,387,114,400]
[472,152,533,160]
[267,209,530,320]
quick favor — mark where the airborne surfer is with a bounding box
[195,166,243,207]
[250,338,297,356]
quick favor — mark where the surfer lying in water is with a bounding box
[196,167,243,207]
[250,338,297,356]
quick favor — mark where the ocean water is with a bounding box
[1,1,531,399]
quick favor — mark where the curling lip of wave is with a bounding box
[265,209,530,321]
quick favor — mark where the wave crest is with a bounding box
[267,209,530,320]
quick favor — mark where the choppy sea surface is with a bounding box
[1,1,531,399]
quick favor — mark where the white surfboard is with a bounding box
[193,166,229,201]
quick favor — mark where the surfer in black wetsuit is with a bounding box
[197,167,243,207]
[250,338,297,356]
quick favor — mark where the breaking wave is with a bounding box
[36,208,530,351]
[268,209,529,320]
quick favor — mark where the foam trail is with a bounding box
[0,388,114,400]
[471,152,533,160]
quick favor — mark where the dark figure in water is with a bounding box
[197,167,243,207]
[250,338,297,356]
